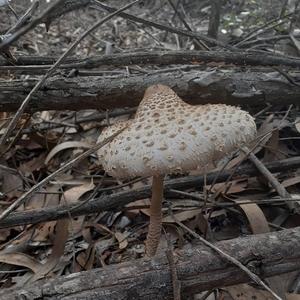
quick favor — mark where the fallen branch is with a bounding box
[0,68,299,112]
[0,0,142,146]
[0,0,66,51]
[0,227,299,300]
[0,127,126,222]
[0,156,299,228]
[172,213,281,299]
[94,1,235,50]
[1,50,299,69]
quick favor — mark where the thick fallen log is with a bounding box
[0,227,299,300]
[0,156,299,229]
[0,68,299,112]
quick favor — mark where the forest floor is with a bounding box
[0,0,300,299]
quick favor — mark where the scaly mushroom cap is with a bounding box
[97,85,256,178]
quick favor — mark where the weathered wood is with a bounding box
[1,50,299,69]
[0,227,299,300]
[0,156,299,229]
[0,69,299,112]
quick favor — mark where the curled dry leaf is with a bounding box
[234,199,270,234]
[64,181,95,204]
[45,141,92,165]
[30,219,69,282]
[0,253,42,273]
[64,182,95,234]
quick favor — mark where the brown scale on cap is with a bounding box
[97,84,256,179]
[97,84,257,257]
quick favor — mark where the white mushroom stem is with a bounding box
[145,175,164,257]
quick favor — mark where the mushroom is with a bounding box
[97,84,257,256]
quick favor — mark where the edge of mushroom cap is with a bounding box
[143,84,174,97]
[98,85,257,179]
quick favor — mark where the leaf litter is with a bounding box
[0,1,300,299]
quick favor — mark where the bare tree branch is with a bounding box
[1,50,299,69]
[0,0,141,146]
[0,156,299,229]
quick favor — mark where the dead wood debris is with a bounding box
[0,1,300,299]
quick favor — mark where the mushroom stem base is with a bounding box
[145,175,164,257]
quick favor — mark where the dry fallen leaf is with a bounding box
[76,246,95,271]
[1,170,23,199]
[30,219,69,282]
[115,231,129,250]
[208,179,248,194]
[234,199,270,234]
[18,153,46,176]
[64,181,95,204]
[45,141,92,164]
[31,221,57,243]
[162,209,202,223]
[64,182,94,237]
[0,253,42,273]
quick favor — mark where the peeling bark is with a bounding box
[0,69,299,112]
[0,227,299,300]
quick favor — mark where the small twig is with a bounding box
[5,107,136,136]
[0,156,299,229]
[0,0,65,50]
[171,212,282,300]
[166,0,208,50]
[0,127,126,222]
[0,164,19,175]
[241,146,296,212]
[272,66,300,87]
[0,0,141,148]
[235,13,292,47]
[168,189,300,207]
[199,290,214,300]
[6,1,39,35]
[1,50,300,70]
[93,1,235,50]
[7,2,19,20]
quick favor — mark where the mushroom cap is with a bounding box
[97,84,257,178]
